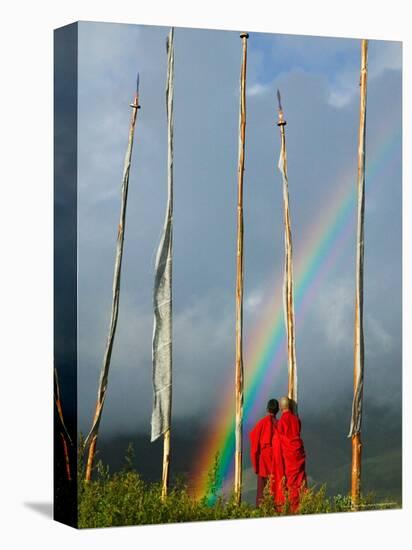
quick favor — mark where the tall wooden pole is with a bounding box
[54,368,73,481]
[60,432,72,481]
[84,78,141,481]
[349,39,368,508]
[162,429,171,500]
[276,91,298,407]
[234,31,248,505]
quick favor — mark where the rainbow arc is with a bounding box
[192,126,400,501]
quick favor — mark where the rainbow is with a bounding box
[192,125,401,501]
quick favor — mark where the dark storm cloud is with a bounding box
[75,20,401,466]
[54,23,78,427]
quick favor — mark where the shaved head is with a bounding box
[279,396,290,411]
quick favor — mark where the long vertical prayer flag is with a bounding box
[84,75,141,480]
[277,90,298,406]
[151,28,174,461]
[234,31,248,505]
[349,39,368,507]
[349,40,368,440]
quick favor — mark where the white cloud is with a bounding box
[315,278,354,349]
[74,24,401,438]
[328,41,402,108]
[247,82,270,97]
[245,288,264,312]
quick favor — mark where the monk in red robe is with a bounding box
[249,399,279,506]
[271,396,307,512]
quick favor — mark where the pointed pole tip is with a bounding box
[131,73,141,109]
[166,27,174,50]
[277,89,286,126]
[277,89,282,110]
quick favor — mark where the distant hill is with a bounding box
[93,403,401,504]
[315,448,402,503]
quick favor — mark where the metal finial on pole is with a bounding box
[130,72,141,109]
[277,89,286,126]
[234,30,248,506]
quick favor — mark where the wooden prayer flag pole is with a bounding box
[276,90,298,407]
[84,76,141,481]
[54,368,73,481]
[60,433,72,481]
[160,27,174,501]
[234,31,248,505]
[151,28,174,502]
[162,429,171,500]
[349,39,368,509]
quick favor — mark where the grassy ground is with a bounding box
[78,444,399,528]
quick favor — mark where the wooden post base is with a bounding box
[85,435,97,482]
[351,432,362,509]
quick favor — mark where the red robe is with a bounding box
[250,414,278,476]
[249,415,278,505]
[271,410,307,512]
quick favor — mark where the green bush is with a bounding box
[77,444,398,528]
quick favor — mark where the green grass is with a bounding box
[77,443,400,529]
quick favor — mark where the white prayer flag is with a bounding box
[151,28,174,442]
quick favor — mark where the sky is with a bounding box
[72,21,402,498]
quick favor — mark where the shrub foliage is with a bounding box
[78,443,398,529]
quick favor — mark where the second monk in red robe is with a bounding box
[271,396,307,512]
[249,399,279,506]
